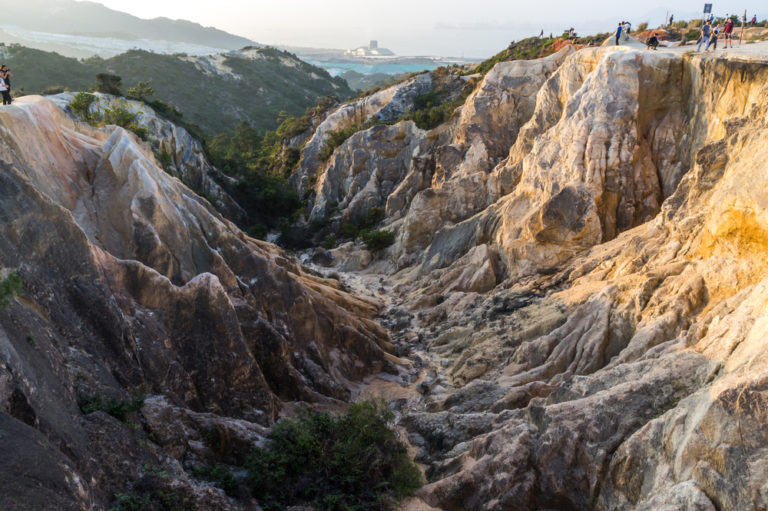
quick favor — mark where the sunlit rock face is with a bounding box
[48,92,246,222]
[302,45,768,511]
[0,96,393,509]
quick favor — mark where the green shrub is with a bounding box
[246,398,422,511]
[472,47,510,75]
[323,234,337,249]
[360,230,396,251]
[102,102,138,127]
[276,221,315,250]
[401,82,475,130]
[275,110,310,140]
[0,271,22,308]
[359,206,386,230]
[340,222,359,239]
[95,73,122,95]
[102,102,150,140]
[319,124,361,161]
[110,475,184,511]
[80,393,145,423]
[126,80,155,102]
[191,465,239,497]
[246,224,268,240]
[69,92,98,122]
[155,149,173,171]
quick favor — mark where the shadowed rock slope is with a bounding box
[0,97,394,510]
[295,46,768,510]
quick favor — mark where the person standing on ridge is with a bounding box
[669,14,674,27]
[0,66,11,105]
[723,17,735,48]
[708,23,721,50]
[0,76,8,106]
[697,21,711,51]
[751,15,757,26]
[624,21,632,40]
[616,22,623,45]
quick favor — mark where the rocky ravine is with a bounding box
[2,42,768,511]
[0,96,396,509]
[295,45,768,510]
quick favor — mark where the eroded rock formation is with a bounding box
[295,45,768,511]
[0,97,394,509]
[3,39,768,511]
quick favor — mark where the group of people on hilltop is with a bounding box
[615,21,632,45]
[697,18,736,51]
[0,65,13,105]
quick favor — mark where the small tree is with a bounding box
[95,73,122,95]
[246,398,422,511]
[126,81,155,102]
[360,229,396,251]
[0,272,22,308]
[69,92,98,122]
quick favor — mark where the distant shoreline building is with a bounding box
[345,40,395,57]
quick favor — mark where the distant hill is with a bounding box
[1,44,353,135]
[2,0,255,51]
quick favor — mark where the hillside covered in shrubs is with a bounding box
[1,43,352,134]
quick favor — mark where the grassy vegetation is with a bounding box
[69,93,149,140]
[110,470,185,511]
[360,230,396,251]
[319,123,370,161]
[2,44,352,135]
[470,37,558,75]
[190,465,239,497]
[401,81,475,130]
[246,398,422,511]
[79,393,145,423]
[0,272,22,309]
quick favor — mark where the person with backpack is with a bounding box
[723,18,735,48]
[697,21,711,51]
[751,15,757,26]
[624,21,632,40]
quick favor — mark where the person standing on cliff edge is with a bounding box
[616,22,623,45]
[723,18,735,48]
[0,76,8,106]
[0,66,12,105]
[697,21,711,51]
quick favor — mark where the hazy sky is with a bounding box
[93,0,766,57]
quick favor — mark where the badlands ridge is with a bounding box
[1,41,768,510]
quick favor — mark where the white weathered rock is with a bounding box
[49,92,245,221]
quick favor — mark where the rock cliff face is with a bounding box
[292,45,768,511]
[0,97,393,509]
[4,40,768,511]
[50,92,246,221]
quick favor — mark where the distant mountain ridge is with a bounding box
[2,0,255,55]
[2,44,353,134]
